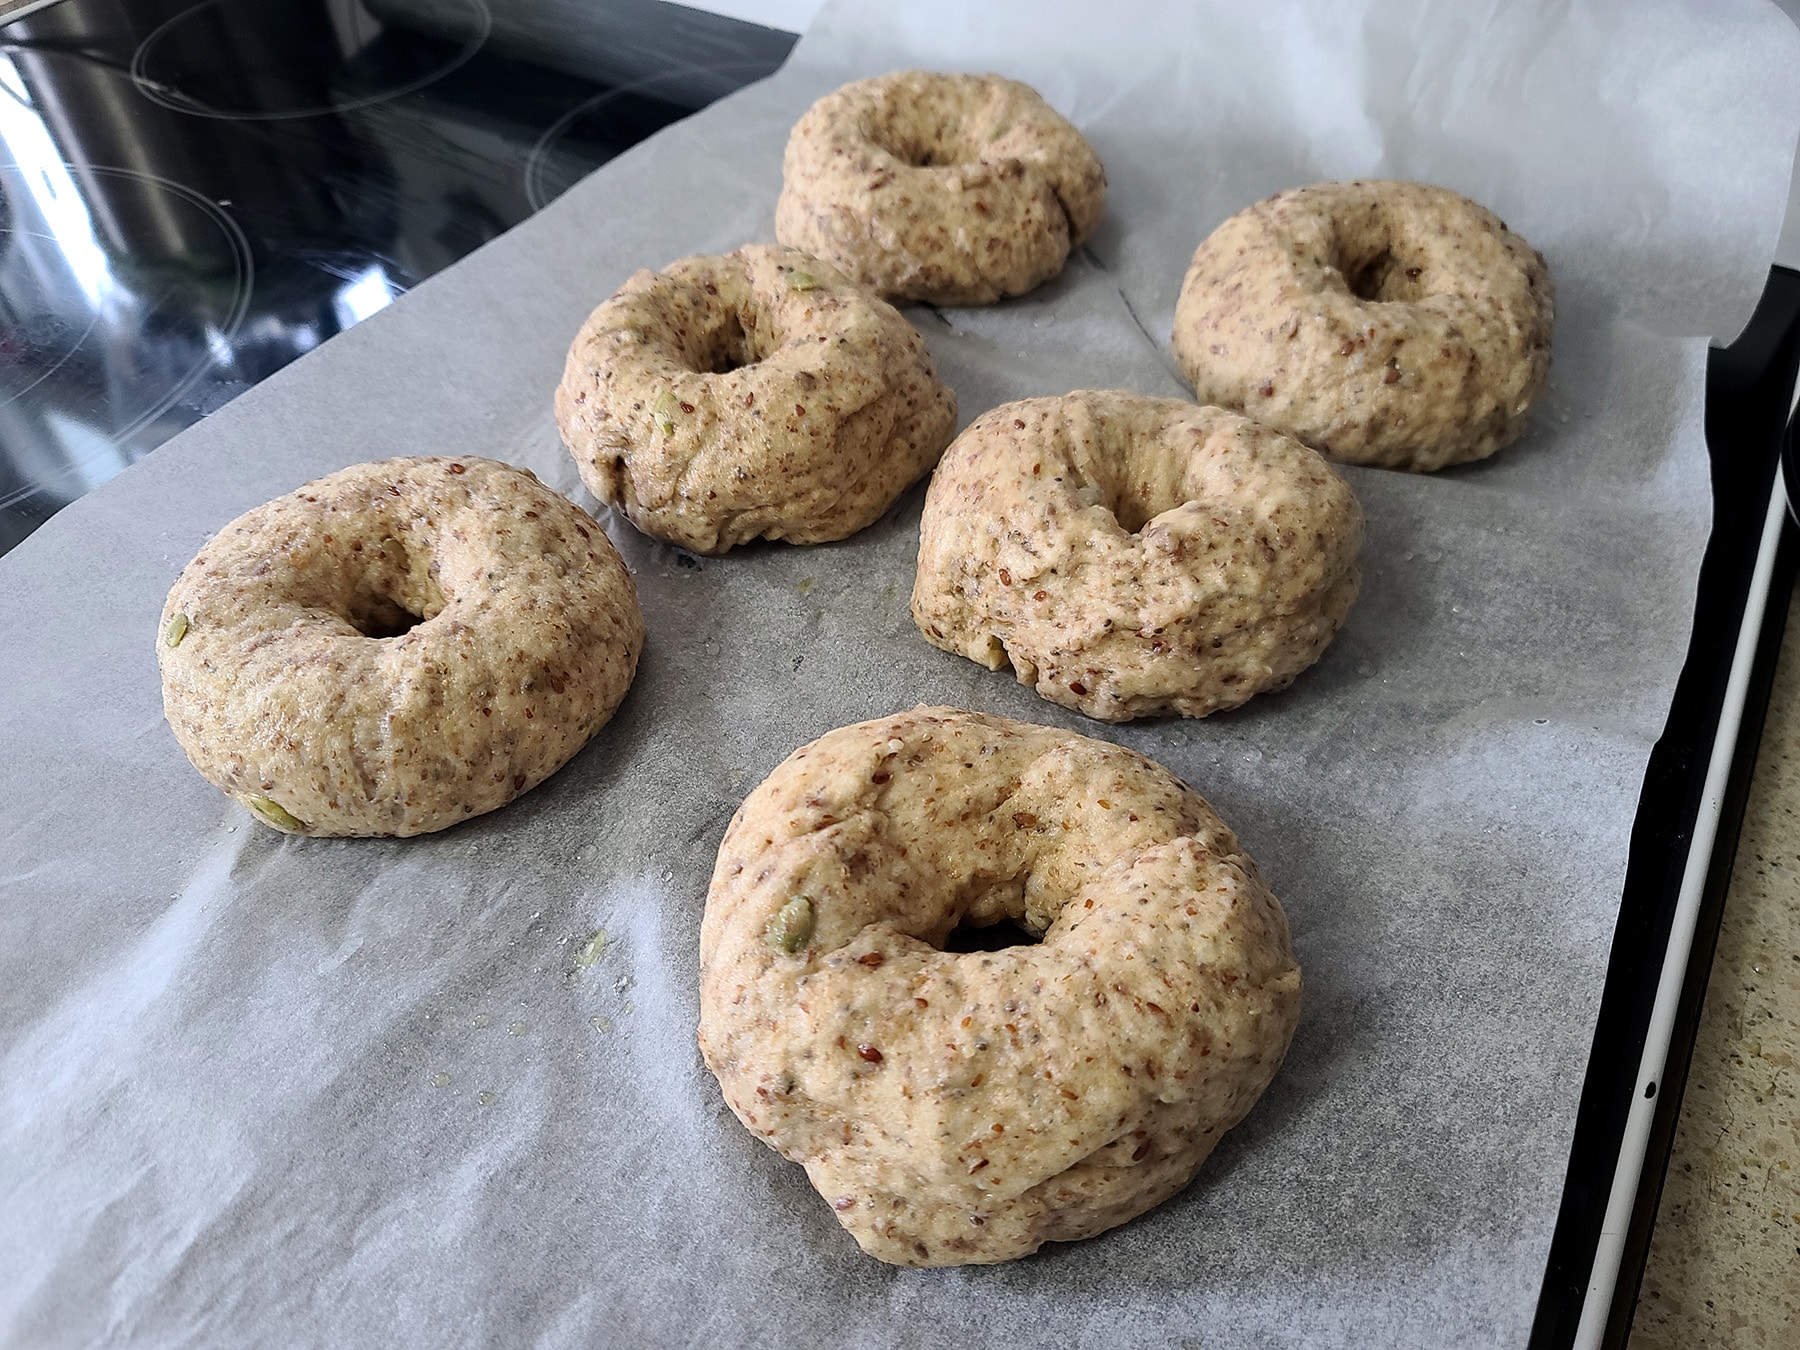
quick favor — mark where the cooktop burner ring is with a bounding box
[128,0,492,122]
[98,166,253,443]
[0,160,252,519]
[522,59,779,212]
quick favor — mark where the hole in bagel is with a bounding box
[342,568,447,640]
[350,599,429,639]
[674,304,779,376]
[695,309,762,374]
[1340,245,1426,304]
[1065,467,1158,535]
[907,146,959,168]
[866,123,971,169]
[942,917,1043,953]
[1106,489,1156,536]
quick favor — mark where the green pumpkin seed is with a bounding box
[247,796,306,832]
[767,895,815,953]
[164,612,190,648]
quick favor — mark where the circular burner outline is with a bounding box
[523,60,778,213]
[128,0,492,122]
[0,161,251,485]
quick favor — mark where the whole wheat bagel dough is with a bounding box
[556,244,956,554]
[775,71,1106,306]
[1171,179,1554,472]
[698,707,1301,1267]
[911,391,1363,722]
[158,457,643,837]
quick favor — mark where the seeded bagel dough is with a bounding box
[1172,179,1554,472]
[158,457,644,837]
[775,71,1106,306]
[555,245,956,554]
[912,391,1363,722]
[698,707,1302,1267]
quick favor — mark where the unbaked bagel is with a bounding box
[556,244,956,554]
[698,706,1302,1267]
[157,457,643,837]
[1171,179,1554,472]
[911,391,1363,721]
[775,71,1106,306]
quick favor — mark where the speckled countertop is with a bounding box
[1632,4,1800,1332]
[1631,585,1800,1346]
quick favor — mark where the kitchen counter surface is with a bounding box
[1632,583,1800,1347]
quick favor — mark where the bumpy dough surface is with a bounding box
[775,71,1106,306]
[158,457,644,837]
[912,391,1363,722]
[1171,179,1554,472]
[556,245,956,554]
[698,706,1302,1267]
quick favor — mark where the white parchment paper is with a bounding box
[4,2,1798,1345]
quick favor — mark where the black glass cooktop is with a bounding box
[0,0,794,554]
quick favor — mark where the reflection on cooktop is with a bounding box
[0,0,793,555]
[131,0,491,120]
[0,157,251,537]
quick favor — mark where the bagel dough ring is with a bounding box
[556,244,956,554]
[911,391,1363,722]
[775,71,1107,306]
[157,457,644,837]
[1171,179,1554,472]
[698,706,1302,1267]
